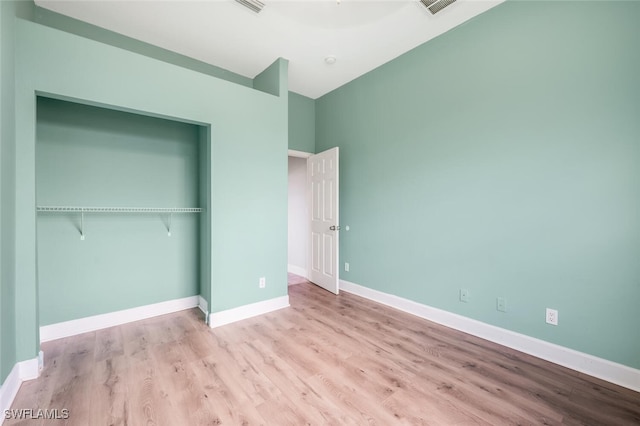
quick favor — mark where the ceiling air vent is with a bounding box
[235,0,264,13]
[420,0,457,15]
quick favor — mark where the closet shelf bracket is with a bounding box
[80,211,85,240]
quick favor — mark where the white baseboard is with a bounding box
[340,279,640,393]
[0,357,39,424]
[40,295,199,342]
[287,264,307,278]
[198,296,210,325]
[209,295,290,329]
[198,295,208,314]
[38,351,44,373]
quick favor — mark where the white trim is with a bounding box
[288,149,312,159]
[209,295,290,328]
[198,295,208,314]
[19,359,39,382]
[198,296,210,325]
[287,264,307,278]
[40,295,199,342]
[340,279,640,393]
[0,358,39,424]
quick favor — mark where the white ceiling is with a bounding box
[36,0,505,99]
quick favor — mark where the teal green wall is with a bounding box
[0,0,33,385]
[36,97,201,325]
[33,6,252,88]
[199,126,212,312]
[6,15,287,369]
[0,0,17,383]
[288,92,315,153]
[254,60,283,96]
[316,1,640,369]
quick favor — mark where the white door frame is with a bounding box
[288,149,313,159]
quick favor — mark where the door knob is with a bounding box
[329,225,341,231]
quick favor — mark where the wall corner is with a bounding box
[253,57,289,98]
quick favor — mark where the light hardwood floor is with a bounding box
[7,279,640,425]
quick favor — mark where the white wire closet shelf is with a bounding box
[36,206,203,240]
[36,206,202,213]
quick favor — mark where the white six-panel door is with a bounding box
[308,147,339,294]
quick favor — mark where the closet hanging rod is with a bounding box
[36,206,202,213]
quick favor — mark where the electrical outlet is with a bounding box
[344,262,350,272]
[497,297,507,312]
[259,277,266,288]
[546,308,558,325]
[459,289,470,303]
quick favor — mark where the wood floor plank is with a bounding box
[241,340,355,425]
[121,319,153,364]
[126,351,183,425]
[306,372,404,424]
[382,388,480,426]
[94,326,124,362]
[88,355,129,426]
[7,278,639,425]
[196,355,268,424]
[153,348,217,425]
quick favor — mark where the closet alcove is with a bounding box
[36,96,208,327]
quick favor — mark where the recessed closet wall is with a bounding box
[36,97,202,325]
[10,16,288,368]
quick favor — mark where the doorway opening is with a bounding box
[287,148,340,294]
[287,153,310,283]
